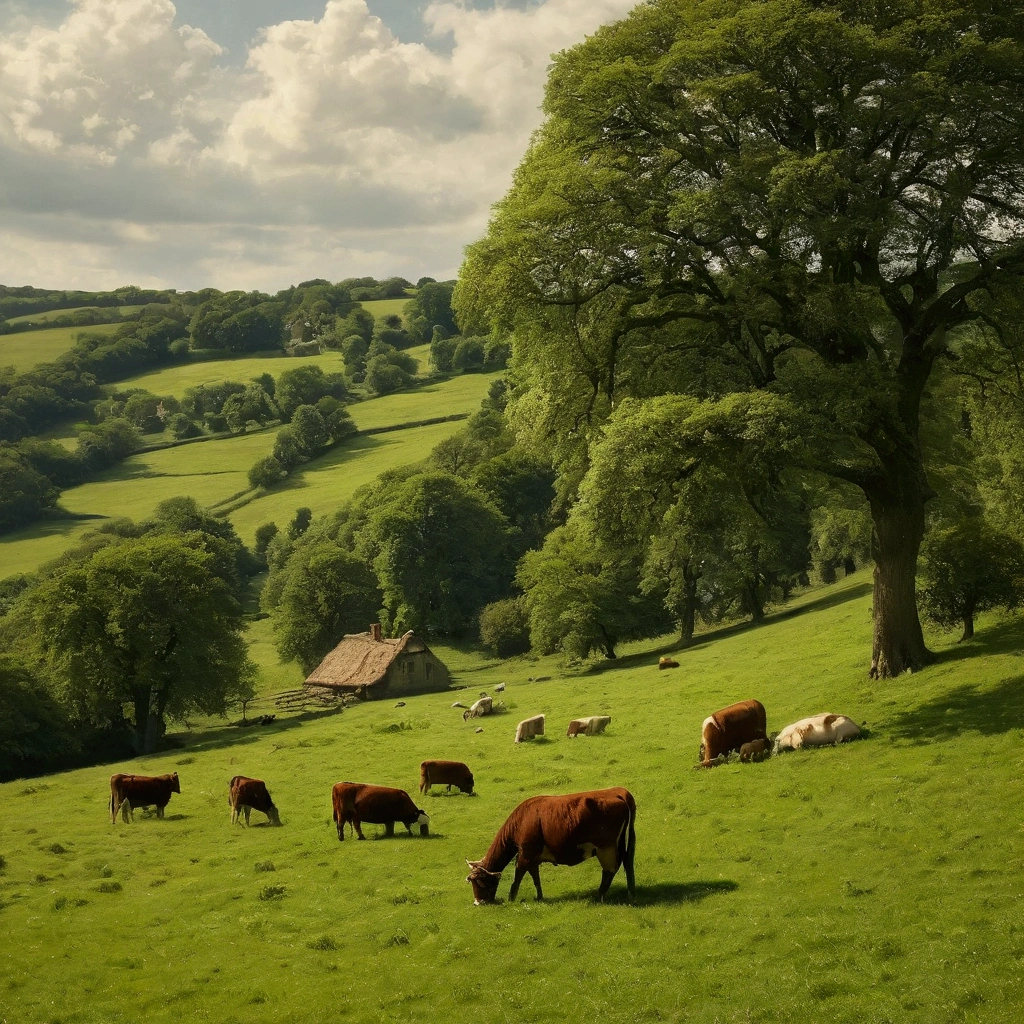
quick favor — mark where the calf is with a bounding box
[420,760,474,794]
[514,715,545,743]
[774,713,861,752]
[463,696,493,721]
[331,783,429,841]
[466,788,636,904]
[739,738,771,763]
[658,657,680,670]
[700,700,768,766]
[228,776,281,826]
[566,716,612,737]
[109,772,180,824]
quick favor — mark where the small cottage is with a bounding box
[304,623,450,700]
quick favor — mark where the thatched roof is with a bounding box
[304,629,429,691]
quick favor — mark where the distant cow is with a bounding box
[228,776,281,826]
[109,772,180,824]
[739,738,771,763]
[495,683,505,693]
[514,715,545,743]
[700,700,768,766]
[466,788,636,904]
[420,760,474,794]
[774,713,861,752]
[463,696,493,721]
[566,716,612,737]
[331,783,429,841]
[658,657,680,670]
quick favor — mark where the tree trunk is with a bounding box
[743,584,765,624]
[868,499,930,677]
[843,556,857,576]
[680,572,698,646]
[132,687,167,755]
[960,601,975,642]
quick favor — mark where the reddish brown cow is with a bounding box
[466,788,636,904]
[699,700,768,765]
[109,772,180,824]
[331,783,429,841]
[228,776,281,826]
[420,760,474,794]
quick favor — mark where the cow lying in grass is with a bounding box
[566,716,611,737]
[332,782,429,840]
[229,776,281,826]
[466,788,636,904]
[463,697,492,721]
[774,713,861,752]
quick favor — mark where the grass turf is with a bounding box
[0,323,121,374]
[358,297,412,320]
[0,572,1021,1023]
[5,305,146,325]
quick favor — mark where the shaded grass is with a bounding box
[0,323,120,373]
[1,573,1023,1022]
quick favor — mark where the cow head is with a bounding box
[170,772,181,793]
[461,774,475,795]
[267,803,282,827]
[466,859,501,904]
[417,811,429,837]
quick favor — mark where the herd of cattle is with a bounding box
[105,697,861,903]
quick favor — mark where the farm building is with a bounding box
[304,623,451,700]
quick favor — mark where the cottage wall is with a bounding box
[382,650,450,695]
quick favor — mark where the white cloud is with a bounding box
[0,0,639,289]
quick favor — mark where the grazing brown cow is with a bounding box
[228,776,281,826]
[331,783,429,841]
[420,760,475,794]
[739,738,771,763]
[466,788,636,904]
[514,715,545,743]
[566,716,612,737]
[658,657,680,670]
[109,772,180,824]
[699,700,768,766]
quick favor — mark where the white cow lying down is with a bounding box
[774,713,861,752]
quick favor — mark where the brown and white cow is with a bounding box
[420,760,475,794]
[699,700,768,765]
[774,713,861,752]
[109,772,180,823]
[331,783,429,841]
[658,657,680,670]
[514,715,545,743]
[228,776,281,826]
[566,716,612,737]
[466,788,636,904]
[463,696,493,722]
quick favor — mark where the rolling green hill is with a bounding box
[5,304,146,325]
[358,297,413,319]
[0,573,1021,1023]
[0,322,121,373]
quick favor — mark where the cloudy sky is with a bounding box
[0,0,638,292]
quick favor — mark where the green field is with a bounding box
[0,372,499,573]
[5,304,146,326]
[0,323,121,373]
[1,573,1021,1023]
[359,297,412,320]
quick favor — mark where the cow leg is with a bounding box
[353,816,366,840]
[528,865,543,900]
[157,805,164,819]
[121,800,133,824]
[598,869,616,900]
[336,814,345,841]
[385,821,395,838]
[230,804,238,825]
[243,806,251,826]
[508,862,529,902]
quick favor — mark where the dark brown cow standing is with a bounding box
[700,699,768,765]
[228,776,281,826]
[331,782,429,841]
[466,787,636,904]
[420,760,474,794]
[109,772,180,823]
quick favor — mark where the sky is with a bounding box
[0,0,638,292]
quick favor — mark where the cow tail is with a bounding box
[620,797,636,899]
[109,787,115,824]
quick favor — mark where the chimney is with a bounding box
[371,623,382,642]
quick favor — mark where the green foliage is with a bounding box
[0,655,79,782]
[403,281,457,342]
[249,455,286,490]
[364,472,510,634]
[429,333,457,372]
[452,337,485,372]
[478,597,531,658]
[0,447,59,532]
[76,418,143,473]
[920,520,1024,640]
[273,543,382,672]
[289,507,313,541]
[30,533,256,753]
[189,294,285,353]
[275,365,348,421]
[518,521,671,660]
[167,413,201,440]
[290,405,330,457]
[222,383,277,432]
[365,354,415,395]
[181,381,247,420]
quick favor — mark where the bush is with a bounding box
[484,338,512,371]
[365,355,414,395]
[168,413,201,440]
[453,337,485,372]
[249,456,286,490]
[479,597,532,657]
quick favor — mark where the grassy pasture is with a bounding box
[0,573,1022,1023]
[5,305,146,325]
[0,323,121,373]
[347,372,498,432]
[358,297,412,320]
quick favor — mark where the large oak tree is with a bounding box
[456,0,1024,676]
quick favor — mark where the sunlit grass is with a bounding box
[0,323,121,373]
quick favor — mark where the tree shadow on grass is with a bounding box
[172,706,343,754]
[927,616,1024,669]
[888,674,1024,743]
[539,878,738,906]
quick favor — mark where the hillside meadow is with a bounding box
[0,370,499,573]
[5,305,147,326]
[0,573,1021,1023]
[0,323,121,373]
